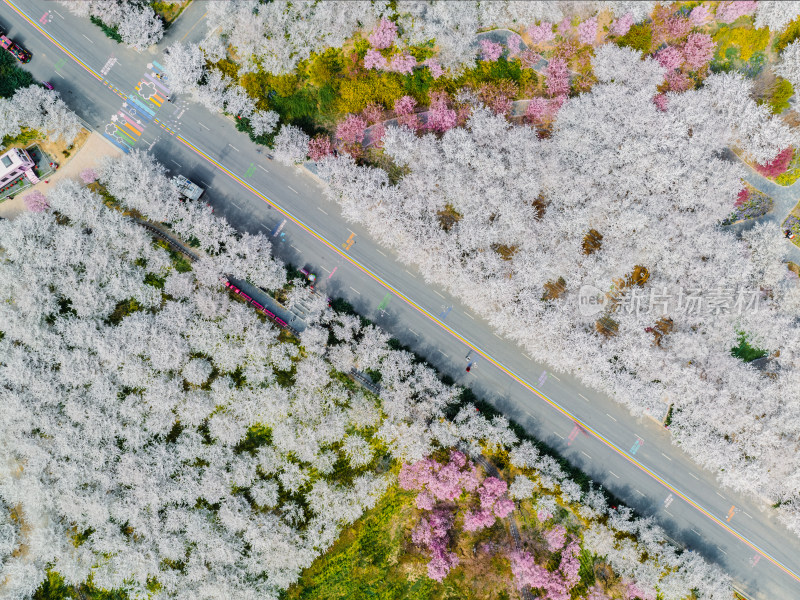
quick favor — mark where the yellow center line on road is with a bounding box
[6,0,800,586]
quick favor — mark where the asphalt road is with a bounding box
[2,2,799,597]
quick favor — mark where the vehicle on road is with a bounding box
[41,81,53,90]
[0,31,31,63]
[172,174,204,201]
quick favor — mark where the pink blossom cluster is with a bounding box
[545,58,570,97]
[364,49,388,70]
[755,148,793,178]
[655,45,683,71]
[682,33,715,70]
[587,585,610,600]
[519,49,542,69]
[361,102,383,125]
[480,39,503,62]
[577,18,597,45]
[655,15,691,43]
[80,168,97,184]
[690,5,711,25]
[364,50,417,74]
[412,509,459,582]
[478,84,514,115]
[537,508,553,522]
[611,13,634,37]
[665,70,692,92]
[652,94,669,112]
[506,34,522,58]
[510,540,581,600]
[389,53,417,74]
[394,95,422,130]
[426,91,457,133]
[422,58,444,79]
[735,188,751,207]
[23,191,49,213]
[399,449,480,502]
[463,476,516,531]
[557,17,571,37]
[368,17,397,49]
[336,114,368,145]
[544,524,566,551]
[528,22,554,46]
[624,580,657,600]
[308,135,333,161]
[715,0,757,24]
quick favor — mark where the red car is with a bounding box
[42,82,53,90]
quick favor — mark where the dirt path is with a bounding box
[0,131,123,220]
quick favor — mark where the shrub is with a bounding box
[768,78,794,114]
[755,148,793,178]
[335,72,405,114]
[89,16,123,43]
[616,23,653,54]
[0,51,34,98]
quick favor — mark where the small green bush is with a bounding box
[89,16,123,43]
[731,331,768,362]
[616,23,653,54]
[768,78,794,114]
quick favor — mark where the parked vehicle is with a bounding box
[172,174,204,201]
[41,81,53,90]
[0,32,31,63]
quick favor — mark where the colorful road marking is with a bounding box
[342,232,356,250]
[630,436,644,455]
[538,370,548,386]
[377,293,392,311]
[328,266,338,279]
[244,163,256,178]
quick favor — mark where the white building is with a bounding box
[0,148,39,187]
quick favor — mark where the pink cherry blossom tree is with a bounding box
[369,17,397,49]
[423,58,444,79]
[682,33,715,70]
[389,54,417,74]
[336,114,368,146]
[394,95,421,130]
[611,13,634,37]
[545,58,570,97]
[411,508,459,581]
[362,102,384,125]
[308,135,333,161]
[655,45,683,71]
[80,168,97,184]
[364,48,388,70]
[23,191,49,212]
[690,5,712,25]
[529,22,554,46]
[577,18,597,45]
[525,97,549,124]
[557,17,572,38]
[506,33,522,58]
[544,524,566,551]
[716,0,758,23]
[665,70,692,92]
[426,92,457,133]
[480,39,503,62]
[653,94,669,112]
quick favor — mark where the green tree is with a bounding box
[616,23,653,54]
